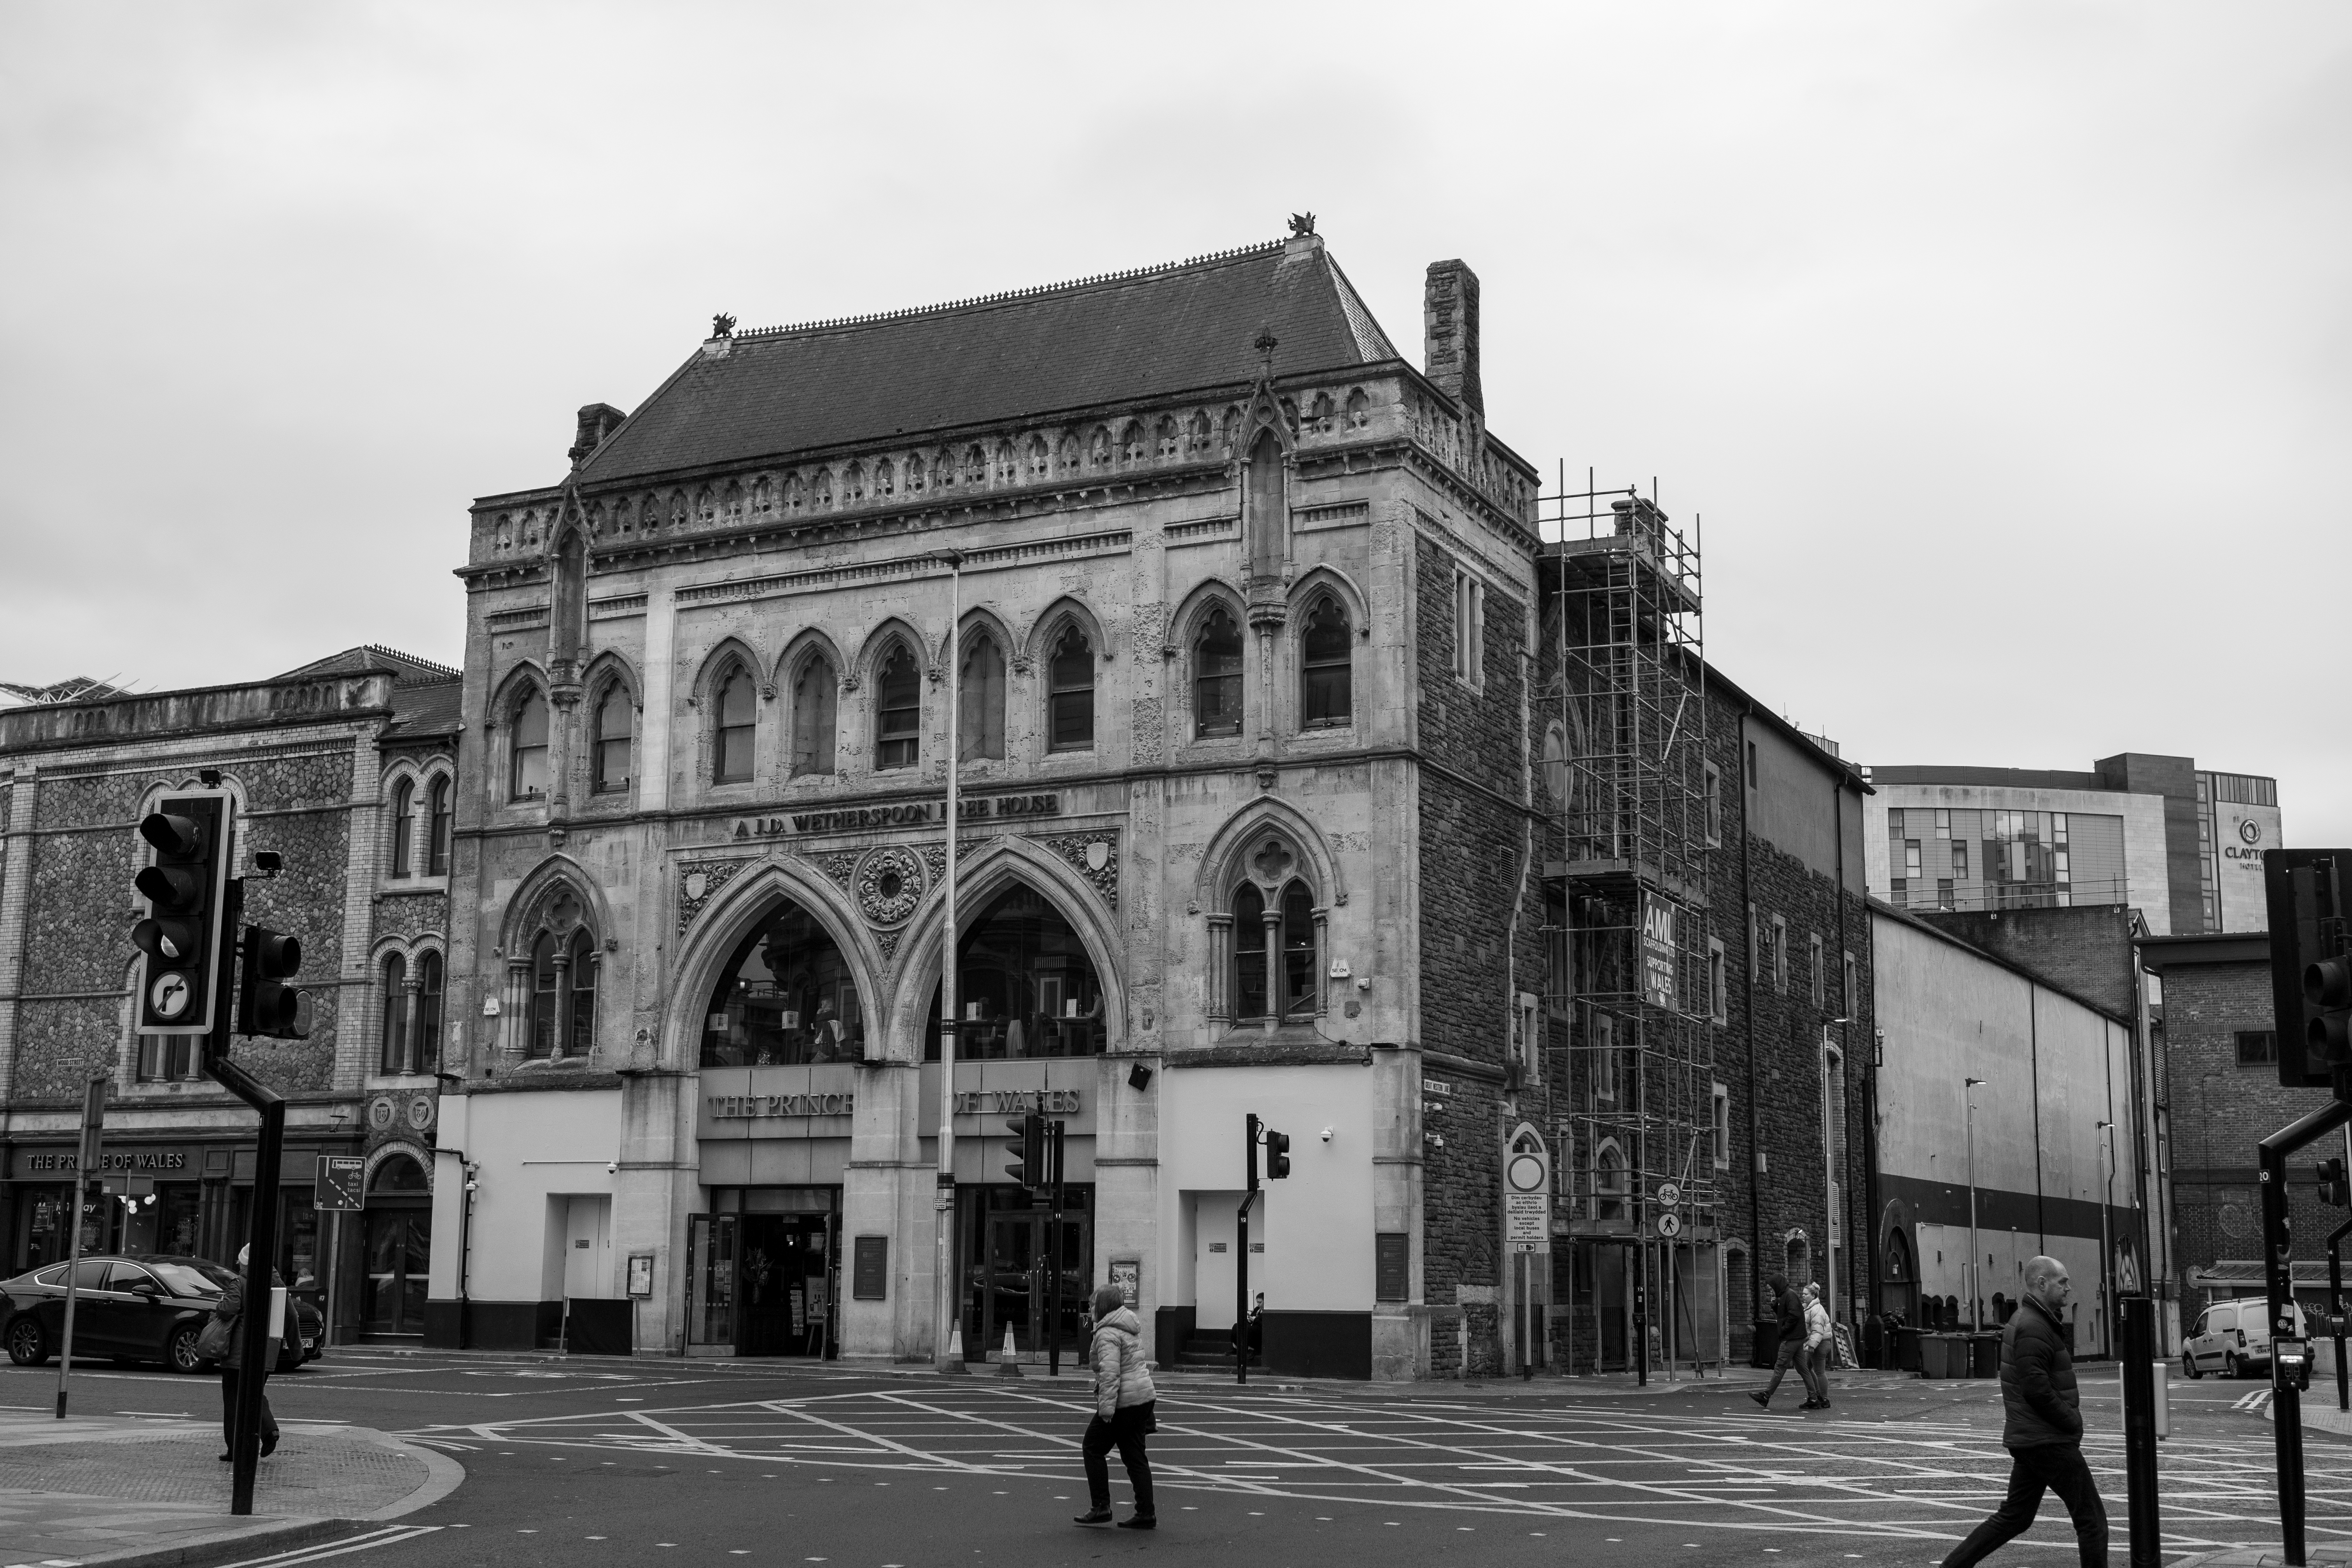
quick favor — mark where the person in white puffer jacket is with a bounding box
[1074,1284,1157,1530]
[1801,1282,1835,1410]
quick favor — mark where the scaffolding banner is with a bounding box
[1640,892,1678,1010]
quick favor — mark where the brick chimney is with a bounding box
[569,403,626,467]
[1423,260,1482,415]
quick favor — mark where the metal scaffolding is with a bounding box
[1536,470,1717,1379]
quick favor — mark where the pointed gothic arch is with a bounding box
[663,856,887,1070]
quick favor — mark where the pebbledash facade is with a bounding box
[429,231,1563,1376]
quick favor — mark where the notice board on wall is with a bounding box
[853,1235,889,1300]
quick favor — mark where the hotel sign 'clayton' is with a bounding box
[733,792,1063,840]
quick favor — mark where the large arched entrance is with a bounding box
[919,881,1107,1362]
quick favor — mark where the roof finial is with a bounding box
[1287,212,1316,239]
[1254,324,1279,375]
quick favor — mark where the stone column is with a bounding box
[402,975,426,1075]
[502,956,532,1066]
[1204,914,1232,1026]
[1260,906,1280,1034]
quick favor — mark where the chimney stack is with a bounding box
[569,403,626,467]
[1423,260,1482,415]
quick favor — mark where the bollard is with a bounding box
[2119,1297,2162,1568]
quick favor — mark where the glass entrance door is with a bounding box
[686,1214,738,1350]
[362,1207,431,1335]
[738,1213,836,1358]
[961,1198,1090,1361]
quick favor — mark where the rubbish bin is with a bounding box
[1919,1333,1956,1378]
[1970,1333,2002,1378]
[1894,1325,1922,1372]
[1752,1319,1783,1369]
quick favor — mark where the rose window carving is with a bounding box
[855,845,927,928]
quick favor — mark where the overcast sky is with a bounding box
[4,3,2345,836]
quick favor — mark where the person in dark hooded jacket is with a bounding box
[213,1245,283,1461]
[1073,1284,1156,1530]
[1941,1256,2105,1566]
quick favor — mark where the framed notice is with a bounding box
[1108,1256,1139,1307]
[853,1235,889,1301]
[626,1253,655,1299]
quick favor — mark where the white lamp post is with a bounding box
[2096,1118,2116,1353]
[1965,1076,1984,1333]
[929,547,966,1374]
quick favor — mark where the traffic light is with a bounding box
[1264,1127,1292,1180]
[131,789,234,1036]
[2263,849,2352,1087]
[237,926,310,1039]
[2319,1157,2349,1209]
[1004,1112,1044,1191]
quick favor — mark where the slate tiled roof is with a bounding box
[574,236,1406,487]
[379,677,463,742]
[276,646,462,684]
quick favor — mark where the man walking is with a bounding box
[1941,1256,2106,1566]
[1073,1284,1156,1530]
[1750,1274,1808,1409]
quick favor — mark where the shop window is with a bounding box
[714,664,756,784]
[960,636,1007,762]
[593,682,633,793]
[1299,595,1352,729]
[1046,624,1095,751]
[427,777,450,875]
[704,898,866,1068]
[1193,606,1244,738]
[389,778,414,878]
[792,656,837,776]
[380,952,410,1073]
[926,885,1107,1058]
[510,689,550,800]
[875,645,920,769]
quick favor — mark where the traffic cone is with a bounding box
[996,1322,1023,1377]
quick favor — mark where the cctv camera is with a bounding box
[1320,1127,1334,1143]
[606,1162,618,1175]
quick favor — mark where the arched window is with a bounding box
[875,645,920,769]
[426,777,451,876]
[1046,624,1094,751]
[714,664,756,784]
[703,899,866,1068]
[1193,606,1243,737]
[567,929,597,1057]
[1595,1142,1629,1223]
[370,1153,428,1194]
[530,931,559,1057]
[1232,884,1267,1019]
[388,778,414,878]
[593,683,632,793]
[1541,723,1570,808]
[417,951,444,1074]
[1300,595,1352,729]
[1281,883,1316,1012]
[380,953,410,1074]
[510,689,550,799]
[960,635,1006,762]
[925,886,1107,1059]
[792,656,837,776]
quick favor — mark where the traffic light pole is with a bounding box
[54,1072,108,1419]
[2328,1214,2352,1414]
[202,877,289,1518]
[2119,1295,2163,1568]
[1238,1114,1260,1385]
[1048,1120,1066,1377]
[2258,1096,2352,1566]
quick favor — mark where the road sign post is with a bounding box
[314,1155,364,1349]
[54,1071,108,1420]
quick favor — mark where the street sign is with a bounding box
[314,1155,366,1213]
[1656,1211,1683,1239]
[1656,1181,1682,1209]
[1505,1122,1551,1247]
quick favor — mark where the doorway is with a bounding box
[738,1212,836,1358]
[959,1186,1090,1361]
[363,1209,431,1336]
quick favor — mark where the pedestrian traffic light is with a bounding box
[1004,1112,1044,1191]
[1264,1128,1292,1180]
[2319,1158,2349,1209]
[237,926,310,1039]
[130,789,234,1036]
[2263,849,2352,1088]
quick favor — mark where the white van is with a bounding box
[2182,1298,2310,1381]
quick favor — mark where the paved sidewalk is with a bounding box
[0,1408,460,1568]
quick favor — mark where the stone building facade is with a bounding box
[427,230,1580,1376]
[0,649,459,1342]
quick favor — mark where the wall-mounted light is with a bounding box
[1127,1062,1154,1091]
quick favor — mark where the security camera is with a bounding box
[606,1162,619,1175]
[1320,1127,1334,1143]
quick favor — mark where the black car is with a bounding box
[0,1254,324,1374]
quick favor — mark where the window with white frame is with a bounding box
[1515,991,1539,1084]
[1843,951,1858,1018]
[1452,568,1485,686]
[1707,937,1728,1026]
[1703,761,1723,847]
[1771,915,1788,994]
[1809,932,1825,1008]
[1711,1080,1731,1168]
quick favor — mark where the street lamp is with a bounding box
[2096,1119,2116,1354]
[928,547,966,1374]
[1965,1077,1984,1333]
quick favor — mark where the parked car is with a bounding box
[2182,1297,2309,1382]
[1,1254,323,1374]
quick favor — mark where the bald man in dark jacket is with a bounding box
[1941,1256,2105,1566]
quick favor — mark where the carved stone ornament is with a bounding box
[676,857,752,933]
[854,844,926,928]
[1036,831,1118,911]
